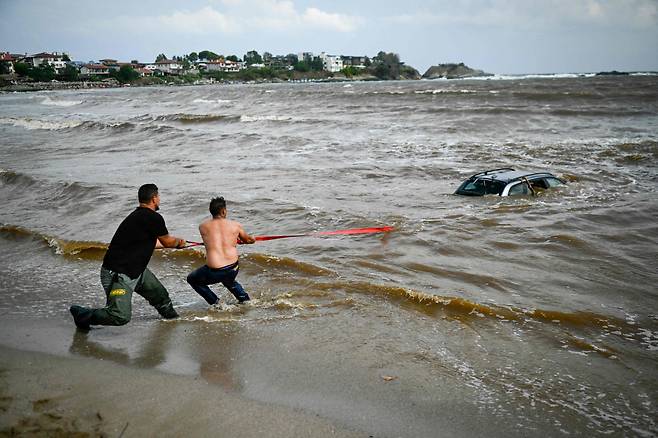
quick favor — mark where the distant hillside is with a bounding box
[422,63,492,79]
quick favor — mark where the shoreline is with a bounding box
[0,311,518,438]
[2,71,657,93]
[0,75,385,93]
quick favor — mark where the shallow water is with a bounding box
[1,76,657,436]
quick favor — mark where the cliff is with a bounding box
[422,63,492,79]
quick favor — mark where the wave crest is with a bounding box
[40,97,82,107]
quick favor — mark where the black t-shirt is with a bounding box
[102,207,168,279]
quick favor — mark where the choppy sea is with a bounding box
[1,75,657,436]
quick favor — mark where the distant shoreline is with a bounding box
[1,71,656,93]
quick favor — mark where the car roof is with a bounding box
[467,168,557,183]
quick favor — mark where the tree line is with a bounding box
[2,49,417,84]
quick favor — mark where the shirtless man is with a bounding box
[186,196,255,305]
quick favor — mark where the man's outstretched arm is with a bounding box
[158,234,187,248]
[238,226,255,244]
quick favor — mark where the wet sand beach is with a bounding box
[0,313,518,437]
[0,345,362,437]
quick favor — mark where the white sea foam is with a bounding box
[467,73,598,81]
[240,114,291,122]
[40,97,82,107]
[192,98,232,105]
[0,116,84,130]
[415,89,478,94]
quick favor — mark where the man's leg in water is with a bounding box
[186,265,220,305]
[221,264,250,303]
[70,267,136,329]
[136,268,178,319]
[222,278,250,303]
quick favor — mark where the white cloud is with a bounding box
[109,1,360,35]
[154,6,238,34]
[303,7,358,32]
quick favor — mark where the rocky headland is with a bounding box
[422,63,492,79]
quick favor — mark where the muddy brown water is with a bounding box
[1,76,657,436]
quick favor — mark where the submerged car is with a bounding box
[455,168,566,196]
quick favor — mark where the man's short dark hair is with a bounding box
[209,196,226,217]
[138,184,159,203]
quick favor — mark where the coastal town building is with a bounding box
[203,59,244,73]
[79,64,110,77]
[134,67,153,77]
[153,59,183,75]
[319,52,343,73]
[341,56,368,69]
[297,52,314,63]
[2,47,408,83]
[0,53,16,74]
[30,52,68,72]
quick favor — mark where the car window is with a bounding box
[530,178,549,190]
[457,179,485,195]
[545,177,564,188]
[508,182,529,196]
[485,180,505,195]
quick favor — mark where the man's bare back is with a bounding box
[200,216,254,268]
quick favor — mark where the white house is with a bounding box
[205,59,244,73]
[154,59,183,75]
[0,53,15,74]
[31,52,67,72]
[134,67,153,77]
[319,52,343,73]
[80,64,110,77]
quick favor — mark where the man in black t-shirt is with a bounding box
[69,184,187,330]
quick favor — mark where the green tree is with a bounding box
[59,64,79,81]
[244,50,262,65]
[28,64,56,81]
[341,66,360,77]
[155,53,167,62]
[371,51,400,79]
[110,64,140,83]
[226,55,239,62]
[293,61,310,72]
[14,62,30,76]
[199,50,220,61]
[188,52,199,62]
[62,53,71,62]
[310,56,323,71]
[0,62,10,74]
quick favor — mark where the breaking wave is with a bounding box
[192,98,233,105]
[3,223,656,349]
[240,114,293,123]
[0,169,113,213]
[0,116,136,131]
[0,116,84,130]
[0,169,38,188]
[0,225,108,260]
[40,96,83,107]
[146,113,241,124]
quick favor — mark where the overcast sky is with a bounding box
[1,0,657,74]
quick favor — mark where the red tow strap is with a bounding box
[186,226,394,247]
